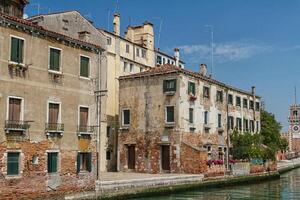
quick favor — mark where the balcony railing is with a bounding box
[45,123,64,133]
[77,125,94,135]
[5,120,30,132]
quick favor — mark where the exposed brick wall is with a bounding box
[292,138,300,153]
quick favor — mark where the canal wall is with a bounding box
[278,157,300,173]
[64,172,279,200]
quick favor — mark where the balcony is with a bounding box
[77,125,94,136]
[5,120,30,133]
[45,123,64,135]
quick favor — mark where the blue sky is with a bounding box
[25,0,300,131]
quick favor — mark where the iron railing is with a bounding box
[45,123,64,132]
[77,125,94,134]
[5,120,30,131]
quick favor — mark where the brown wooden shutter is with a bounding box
[80,107,88,127]
[9,98,21,121]
[49,103,59,124]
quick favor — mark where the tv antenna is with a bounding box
[205,25,214,77]
[295,86,297,105]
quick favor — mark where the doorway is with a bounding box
[127,145,135,170]
[161,145,170,171]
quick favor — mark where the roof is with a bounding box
[28,10,81,20]
[119,64,260,98]
[0,12,102,52]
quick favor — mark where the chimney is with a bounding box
[251,86,256,96]
[200,64,207,76]
[174,48,180,67]
[113,13,120,36]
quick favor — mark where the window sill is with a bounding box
[48,69,62,75]
[6,175,22,179]
[120,126,130,130]
[9,61,25,66]
[79,76,91,81]
[165,122,175,128]
[164,91,176,96]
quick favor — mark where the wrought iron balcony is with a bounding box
[5,120,30,132]
[45,123,64,133]
[77,125,94,135]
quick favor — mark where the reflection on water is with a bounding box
[134,168,300,200]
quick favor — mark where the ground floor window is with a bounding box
[7,152,20,175]
[77,152,92,173]
[47,152,58,173]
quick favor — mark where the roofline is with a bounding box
[155,49,185,64]
[28,10,81,20]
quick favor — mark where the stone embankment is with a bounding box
[277,157,300,173]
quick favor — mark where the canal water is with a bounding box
[135,168,300,200]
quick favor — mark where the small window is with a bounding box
[250,100,254,110]
[126,44,130,53]
[203,86,210,98]
[142,49,146,58]
[188,82,196,96]
[49,48,61,71]
[243,98,248,108]
[162,57,165,64]
[236,96,241,107]
[80,56,89,78]
[218,114,222,128]
[7,152,20,175]
[236,118,242,131]
[228,94,233,105]
[47,152,58,173]
[123,62,128,72]
[166,106,174,123]
[163,79,176,93]
[136,48,140,57]
[228,116,234,130]
[10,37,24,63]
[204,111,209,125]
[216,90,223,102]
[157,56,162,65]
[122,109,130,126]
[106,151,111,160]
[106,126,111,137]
[250,120,255,132]
[77,152,92,173]
[107,37,112,45]
[255,102,260,111]
[130,64,134,73]
[189,108,194,124]
[243,118,248,131]
[293,110,298,117]
[8,97,22,122]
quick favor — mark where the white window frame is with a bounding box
[165,105,175,124]
[45,150,60,174]
[9,35,26,66]
[122,108,130,126]
[129,63,134,73]
[6,150,22,178]
[126,44,130,53]
[46,100,62,124]
[78,105,90,127]
[79,54,91,80]
[48,46,62,74]
[6,96,24,121]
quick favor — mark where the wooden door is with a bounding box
[49,103,59,124]
[161,145,170,171]
[8,98,21,121]
[127,145,135,170]
[80,107,89,131]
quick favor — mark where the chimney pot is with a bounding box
[174,48,180,67]
[113,13,120,36]
[251,86,256,95]
[200,64,207,76]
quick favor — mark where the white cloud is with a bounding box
[177,41,273,64]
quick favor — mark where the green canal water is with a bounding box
[135,168,300,200]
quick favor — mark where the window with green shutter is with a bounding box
[77,152,92,173]
[80,56,89,77]
[47,152,58,173]
[166,106,174,123]
[189,108,194,124]
[123,109,130,125]
[163,79,176,93]
[10,37,24,63]
[49,48,61,71]
[7,152,19,175]
[188,82,195,95]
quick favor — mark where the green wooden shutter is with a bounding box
[77,153,81,174]
[173,79,177,91]
[11,38,19,63]
[48,153,58,173]
[163,80,167,92]
[87,153,92,172]
[18,39,24,63]
[50,49,60,71]
[80,56,89,77]
[7,152,19,175]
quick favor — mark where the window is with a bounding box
[236,96,241,107]
[142,49,146,58]
[256,121,260,132]
[188,82,196,95]
[189,108,194,124]
[293,110,298,117]
[250,100,254,110]
[163,79,176,93]
[8,97,22,122]
[243,118,249,131]
[203,86,210,98]
[106,151,111,160]
[162,57,166,64]
[243,98,248,109]
[79,107,89,132]
[167,59,170,64]
[107,37,111,45]
[48,103,60,124]
[130,64,134,73]
[255,102,260,111]
[123,62,128,72]
[250,120,255,132]
[49,48,61,71]
[136,48,140,57]
[236,118,242,131]
[7,152,19,175]
[80,56,89,78]
[47,152,58,173]
[10,37,24,63]
[106,126,111,138]
[228,116,234,130]
[228,94,233,105]
[157,55,162,65]
[204,111,209,125]
[122,109,130,126]
[126,44,130,53]
[166,106,174,123]
[216,90,223,102]
[218,114,222,128]
[77,152,92,173]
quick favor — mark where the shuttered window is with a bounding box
[49,48,61,71]
[203,86,210,98]
[8,98,21,121]
[10,37,24,63]
[80,56,89,77]
[189,108,194,124]
[228,94,233,105]
[7,152,19,175]
[204,111,209,125]
[216,91,223,102]
[123,109,130,125]
[77,152,92,173]
[236,96,241,107]
[166,106,174,123]
[47,152,58,173]
[188,82,195,95]
[79,107,88,132]
[243,98,248,108]
[218,114,222,128]
[228,116,234,130]
[48,103,59,124]
[163,79,176,93]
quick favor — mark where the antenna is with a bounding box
[295,86,297,105]
[107,8,110,31]
[114,0,120,14]
[205,25,214,77]
[152,17,163,49]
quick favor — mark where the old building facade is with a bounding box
[287,104,300,153]
[0,2,106,198]
[118,64,261,174]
